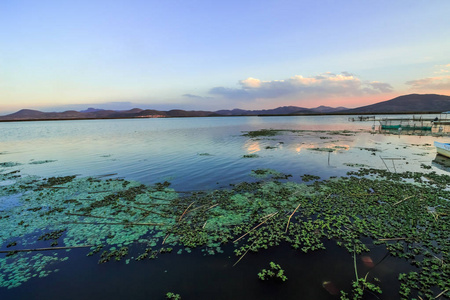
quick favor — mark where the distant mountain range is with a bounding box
[1,94,449,121]
[216,105,347,115]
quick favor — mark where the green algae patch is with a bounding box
[1,168,450,298]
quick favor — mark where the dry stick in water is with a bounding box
[162,234,170,245]
[0,245,94,253]
[393,195,414,206]
[285,202,302,233]
[62,221,165,226]
[131,205,165,217]
[66,213,115,219]
[435,289,449,299]
[378,237,407,241]
[178,201,195,222]
[233,239,257,267]
[233,212,278,243]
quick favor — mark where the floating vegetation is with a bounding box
[308,147,334,152]
[357,147,381,152]
[251,169,281,178]
[1,165,450,298]
[420,163,432,169]
[166,292,181,299]
[242,154,259,158]
[242,129,283,138]
[344,163,369,168]
[0,162,21,168]
[300,174,321,182]
[327,130,356,136]
[257,261,287,281]
[29,160,57,165]
[197,153,212,156]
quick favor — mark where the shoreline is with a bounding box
[0,111,444,123]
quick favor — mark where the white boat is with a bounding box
[434,141,450,158]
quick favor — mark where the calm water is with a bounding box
[1,115,448,191]
[1,115,449,300]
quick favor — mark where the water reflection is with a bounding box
[244,140,261,153]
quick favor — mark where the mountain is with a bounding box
[215,106,314,115]
[0,108,219,121]
[79,107,105,113]
[215,105,348,115]
[341,94,450,113]
[310,105,348,113]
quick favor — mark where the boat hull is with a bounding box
[434,142,450,158]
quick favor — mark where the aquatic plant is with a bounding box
[241,129,283,138]
[166,292,181,299]
[257,261,287,282]
[242,154,259,158]
[1,164,450,298]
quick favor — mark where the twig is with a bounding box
[62,221,165,226]
[65,213,113,219]
[435,289,448,299]
[131,205,165,217]
[0,245,94,253]
[233,239,257,267]
[186,204,207,213]
[206,204,219,211]
[285,202,302,233]
[353,246,359,281]
[233,212,278,243]
[393,196,413,206]
[178,201,195,222]
[162,234,170,245]
[378,237,407,241]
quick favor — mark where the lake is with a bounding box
[1,114,448,190]
[1,115,449,299]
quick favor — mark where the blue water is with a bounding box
[0,115,448,300]
[0,115,447,190]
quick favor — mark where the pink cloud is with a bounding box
[406,76,450,90]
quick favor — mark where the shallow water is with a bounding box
[0,115,448,191]
[1,115,449,299]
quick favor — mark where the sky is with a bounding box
[1,0,450,114]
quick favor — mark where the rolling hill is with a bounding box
[340,94,450,113]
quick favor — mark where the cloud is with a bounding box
[182,94,204,99]
[405,75,450,90]
[208,73,393,101]
[368,82,394,93]
[434,63,450,74]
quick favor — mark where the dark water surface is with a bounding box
[0,115,448,299]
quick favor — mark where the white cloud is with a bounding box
[434,63,450,74]
[208,72,393,100]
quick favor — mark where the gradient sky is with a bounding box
[1,0,449,114]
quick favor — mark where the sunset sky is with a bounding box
[1,0,449,114]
